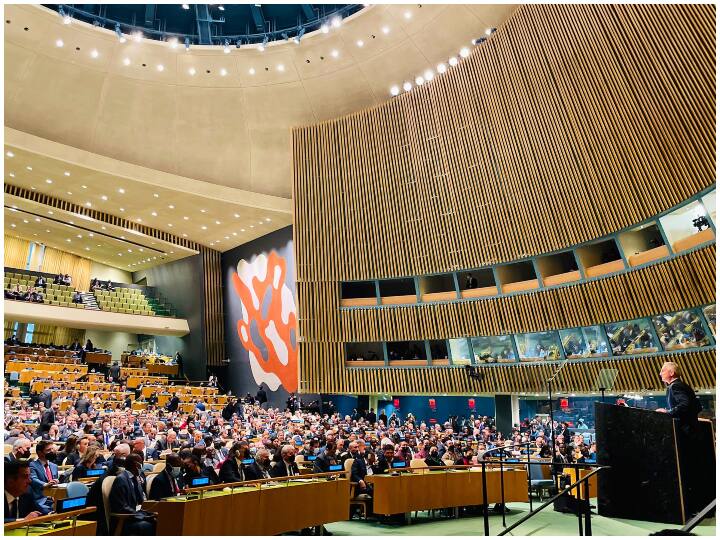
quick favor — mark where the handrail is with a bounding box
[180,470,349,495]
[4,506,97,531]
[681,499,716,532]
[499,466,609,536]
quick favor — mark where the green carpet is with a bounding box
[324,502,716,536]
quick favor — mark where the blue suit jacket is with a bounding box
[29,459,59,513]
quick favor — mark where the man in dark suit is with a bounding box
[255,385,268,406]
[131,438,158,461]
[366,408,377,425]
[28,441,58,514]
[108,454,156,535]
[656,362,701,430]
[38,390,52,409]
[33,276,46,289]
[74,394,90,415]
[218,442,254,483]
[109,362,121,381]
[312,441,338,473]
[5,439,32,462]
[166,394,180,413]
[270,445,300,478]
[347,441,372,496]
[372,444,397,475]
[245,448,272,480]
[37,404,57,437]
[154,430,178,453]
[4,461,43,523]
[148,454,184,500]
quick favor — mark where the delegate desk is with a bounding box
[561,466,598,500]
[4,507,97,536]
[144,474,349,535]
[367,466,528,515]
[84,351,111,365]
[146,363,178,376]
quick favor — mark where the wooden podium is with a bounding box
[595,402,715,524]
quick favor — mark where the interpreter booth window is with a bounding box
[536,250,580,286]
[471,335,516,363]
[575,238,624,278]
[387,341,426,362]
[703,304,716,336]
[514,332,562,362]
[701,190,716,224]
[418,273,456,302]
[617,222,668,267]
[605,318,659,356]
[345,342,384,362]
[340,281,377,307]
[378,278,417,305]
[652,310,711,351]
[659,199,715,253]
[428,340,449,365]
[559,326,610,359]
[448,338,472,365]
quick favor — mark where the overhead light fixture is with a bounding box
[45,178,53,184]
[55,39,64,48]
[331,16,342,28]
[437,63,447,74]
[151,211,158,216]
[118,188,125,193]
[64,171,71,176]
[85,202,92,207]
[201,225,208,230]
[331,49,339,58]
[168,204,175,209]
[321,23,329,34]
[59,6,71,24]
[182,4,190,9]
[26,166,32,171]
[218,5,225,11]
[100,195,107,200]
[265,217,271,222]
[220,68,228,76]
[223,40,231,54]
[153,193,159,198]
[5,151,13,157]
[415,75,424,85]
[157,64,165,72]
[403,81,412,91]
[215,220,221,225]
[382,26,390,34]
[248,67,256,75]
[448,56,458,67]
[459,47,470,58]
[404,11,412,20]
[356,40,364,47]
[169,37,179,49]
[9,173,15,177]
[390,85,399,96]
[123,57,131,66]
[133,31,142,43]
[115,23,126,43]
[485,27,496,36]
[277,64,285,72]
[90,49,99,59]
[188,67,196,75]
[424,69,434,81]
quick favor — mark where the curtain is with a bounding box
[4,235,31,270]
[40,247,91,291]
[31,325,85,346]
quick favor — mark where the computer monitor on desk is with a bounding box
[83,468,104,478]
[56,496,87,512]
[190,477,210,487]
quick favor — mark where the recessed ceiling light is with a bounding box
[151,211,158,216]
[220,68,228,76]
[55,39,63,48]
[139,248,144,252]
[127,249,132,253]
[215,220,221,225]
[67,191,73,195]
[136,218,142,222]
[85,247,90,251]
[331,49,339,58]
[232,232,237,236]
[153,193,159,198]
[5,151,14,158]
[382,26,390,34]
[101,195,107,200]
[277,64,285,72]
[118,188,125,194]
[10,224,15,228]
[225,236,230,240]
[424,69,434,81]
[90,49,99,58]
[45,179,52,184]
[250,225,254,228]
[404,11,412,19]
[22,219,28,224]
[201,225,207,230]
[390,85,399,96]
[188,67,196,76]
[34,218,41,222]
[248,68,255,75]
[437,63,447,74]
[415,76,424,85]
[157,64,164,72]
[45,229,50,233]
[356,40,364,47]
[119,207,125,212]
[241,228,245,232]
[123,58,131,66]
[200,209,206,213]
[101,226,106,230]
[120,236,125,239]
[459,47,470,58]
[47,211,54,215]
[210,242,215,246]
[8,173,15,178]
[265,217,271,222]
[88,233,93,237]
[167,204,175,209]
[76,234,82,238]
[85,202,92,207]
[182,233,188,237]
[64,171,71,176]
[183,216,189,220]
[168,223,173,227]
[449,56,458,67]
[26,166,32,171]
[66,239,71,243]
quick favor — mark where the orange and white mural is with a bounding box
[231,249,298,392]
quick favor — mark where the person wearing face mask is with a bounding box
[245,448,272,480]
[5,438,32,463]
[424,446,444,467]
[149,454,184,500]
[270,445,300,478]
[219,442,251,483]
[108,453,156,535]
[28,441,58,514]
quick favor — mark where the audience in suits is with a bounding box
[270,445,300,478]
[108,453,156,535]
[4,461,43,523]
[148,454,184,500]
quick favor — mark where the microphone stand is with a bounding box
[547,358,569,489]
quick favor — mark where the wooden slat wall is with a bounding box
[300,346,715,395]
[292,4,717,395]
[3,235,31,269]
[5,184,225,368]
[292,4,715,281]
[40,247,92,292]
[31,325,85,346]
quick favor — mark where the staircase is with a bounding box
[81,292,100,310]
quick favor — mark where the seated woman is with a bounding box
[72,446,102,480]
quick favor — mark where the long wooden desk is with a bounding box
[85,351,112,365]
[4,507,97,536]
[144,478,350,535]
[367,468,528,515]
[146,363,179,375]
[561,466,598,500]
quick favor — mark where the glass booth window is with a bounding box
[605,318,659,356]
[559,326,609,359]
[514,332,561,362]
[471,335,516,364]
[449,338,472,365]
[703,304,716,336]
[652,310,710,350]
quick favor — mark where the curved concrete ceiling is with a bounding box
[5,3,517,199]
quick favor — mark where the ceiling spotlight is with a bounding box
[183,216,189,220]
[220,68,228,76]
[404,11,412,19]
[188,67,196,75]
[390,85,399,96]
[185,38,191,51]
[424,69,434,81]
[85,202,92,207]
[215,220,221,225]
[157,64,165,72]
[356,40,364,47]
[415,76,424,85]
[34,218,40,222]
[5,151,13,157]
[45,179,53,184]
[218,5,225,11]
[90,49,99,59]
[459,47,470,58]
[168,204,175,209]
[331,16,342,28]
[133,32,142,43]
[10,224,15,228]
[153,193,159,198]
[26,166,32,171]
[403,81,412,92]
[277,64,285,72]
[169,37,179,49]
[382,26,390,34]
[201,225,207,230]
[100,195,107,200]
[151,211,158,217]
[437,63,447,74]
[321,23,329,34]
[115,23,126,43]
[136,218,142,222]
[64,171,70,176]
[9,173,15,177]
[118,188,125,193]
[248,67,256,75]
[485,27,496,36]
[182,4,190,9]
[119,207,125,212]
[55,39,64,48]
[448,56,458,67]
[123,57,131,66]
[331,49,339,58]
[223,40,231,54]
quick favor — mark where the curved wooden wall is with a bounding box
[293,3,715,281]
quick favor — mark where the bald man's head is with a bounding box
[114,443,131,458]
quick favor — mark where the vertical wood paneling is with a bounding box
[3,235,31,269]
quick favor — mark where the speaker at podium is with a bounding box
[595,402,715,524]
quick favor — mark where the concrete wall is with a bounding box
[89,261,132,284]
[84,329,137,361]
